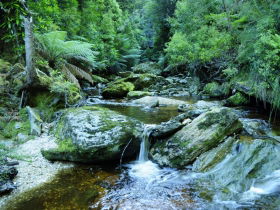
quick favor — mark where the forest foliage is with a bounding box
[1,0,280,109]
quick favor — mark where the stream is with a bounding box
[3,96,280,210]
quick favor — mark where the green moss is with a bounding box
[92,75,109,84]
[0,108,31,140]
[203,82,228,97]
[57,139,76,152]
[31,92,62,122]
[102,81,135,98]
[226,92,249,106]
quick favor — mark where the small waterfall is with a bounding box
[138,124,156,162]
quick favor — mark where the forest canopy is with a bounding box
[1,0,280,109]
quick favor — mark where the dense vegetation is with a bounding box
[1,0,280,119]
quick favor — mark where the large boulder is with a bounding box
[42,107,143,163]
[150,107,242,168]
[132,96,186,107]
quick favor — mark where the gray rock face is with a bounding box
[150,107,242,168]
[42,107,143,163]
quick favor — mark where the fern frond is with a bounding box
[65,63,94,84]
[61,64,81,89]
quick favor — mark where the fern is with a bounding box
[35,31,98,88]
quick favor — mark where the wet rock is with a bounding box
[193,138,280,198]
[0,181,16,195]
[239,118,271,138]
[150,107,242,168]
[42,106,143,163]
[178,100,221,113]
[133,96,186,107]
[150,114,189,139]
[127,91,152,99]
[102,81,135,99]
[192,137,236,172]
[0,162,18,195]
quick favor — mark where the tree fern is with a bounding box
[35,31,98,88]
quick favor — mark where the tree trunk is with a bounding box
[24,17,35,85]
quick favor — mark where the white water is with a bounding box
[138,124,156,162]
[242,169,280,201]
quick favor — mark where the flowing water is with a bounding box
[3,98,280,210]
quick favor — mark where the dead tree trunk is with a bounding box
[24,17,35,86]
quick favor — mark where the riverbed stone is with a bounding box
[42,106,143,163]
[150,107,242,168]
[132,96,186,107]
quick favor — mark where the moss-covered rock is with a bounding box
[127,91,152,99]
[226,92,249,106]
[150,107,242,168]
[41,106,143,163]
[203,82,229,97]
[102,81,135,99]
[124,73,162,90]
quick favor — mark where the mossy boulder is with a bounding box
[102,81,135,99]
[150,107,242,168]
[127,91,152,99]
[41,106,143,163]
[203,82,228,97]
[124,73,162,90]
[225,92,249,106]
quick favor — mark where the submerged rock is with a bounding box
[42,107,143,163]
[132,96,186,107]
[150,107,242,168]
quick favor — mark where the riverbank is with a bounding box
[0,133,74,207]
